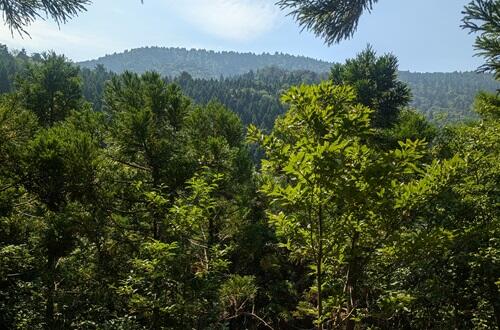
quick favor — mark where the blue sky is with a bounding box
[0,0,482,72]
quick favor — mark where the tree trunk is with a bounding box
[317,204,324,330]
[45,253,56,330]
[488,280,500,329]
[345,231,359,330]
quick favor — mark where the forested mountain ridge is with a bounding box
[170,68,328,129]
[399,70,498,122]
[77,47,498,124]
[78,46,333,78]
[1,45,497,127]
[173,68,498,127]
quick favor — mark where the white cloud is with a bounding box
[0,20,121,60]
[167,0,281,41]
[0,21,82,48]
[0,1,284,60]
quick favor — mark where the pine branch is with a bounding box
[0,0,91,36]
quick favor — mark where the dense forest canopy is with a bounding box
[0,41,499,330]
[1,44,497,131]
[38,46,500,125]
[0,0,499,329]
[399,70,498,122]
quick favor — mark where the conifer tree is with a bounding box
[276,0,379,44]
[0,0,90,35]
[462,0,500,79]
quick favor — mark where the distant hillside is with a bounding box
[0,44,496,127]
[170,67,328,129]
[169,67,498,129]
[78,48,498,124]
[78,47,333,78]
[399,71,498,123]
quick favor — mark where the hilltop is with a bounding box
[78,47,333,78]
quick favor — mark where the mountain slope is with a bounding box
[78,47,333,78]
[399,71,498,122]
[1,45,496,127]
[167,67,498,129]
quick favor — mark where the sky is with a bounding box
[0,0,483,72]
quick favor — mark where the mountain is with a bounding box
[78,47,333,78]
[78,47,498,124]
[168,67,498,129]
[169,67,328,129]
[398,71,498,123]
[0,45,497,127]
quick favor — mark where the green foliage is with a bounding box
[104,70,194,194]
[0,45,496,128]
[474,90,500,119]
[330,46,411,128]
[24,123,100,210]
[0,0,90,35]
[277,0,379,45]
[374,92,500,328]
[0,48,498,330]
[462,0,500,79]
[15,52,83,127]
[249,81,464,328]
[174,67,327,130]
[399,70,498,123]
[80,64,115,111]
[0,44,21,93]
[219,275,258,320]
[379,109,438,149]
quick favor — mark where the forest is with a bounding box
[78,46,498,124]
[0,0,499,329]
[78,47,334,79]
[2,46,497,129]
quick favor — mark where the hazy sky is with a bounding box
[0,0,483,72]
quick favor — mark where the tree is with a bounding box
[462,0,500,79]
[185,101,252,183]
[330,46,411,128]
[276,0,379,44]
[381,108,437,148]
[0,0,90,35]
[373,91,500,329]
[249,81,458,329]
[104,71,194,203]
[15,52,83,127]
[0,55,105,329]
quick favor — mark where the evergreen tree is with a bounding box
[0,0,90,35]
[276,0,379,44]
[15,53,83,127]
[330,46,411,128]
[462,0,500,79]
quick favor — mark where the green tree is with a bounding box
[185,101,252,185]
[372,92,500,329]
[249,81,459,329]
[24,122,101,329]
[462,0,500,79]
[330,46,411,128]
[15,53,84,127]
[104,71,194,244]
